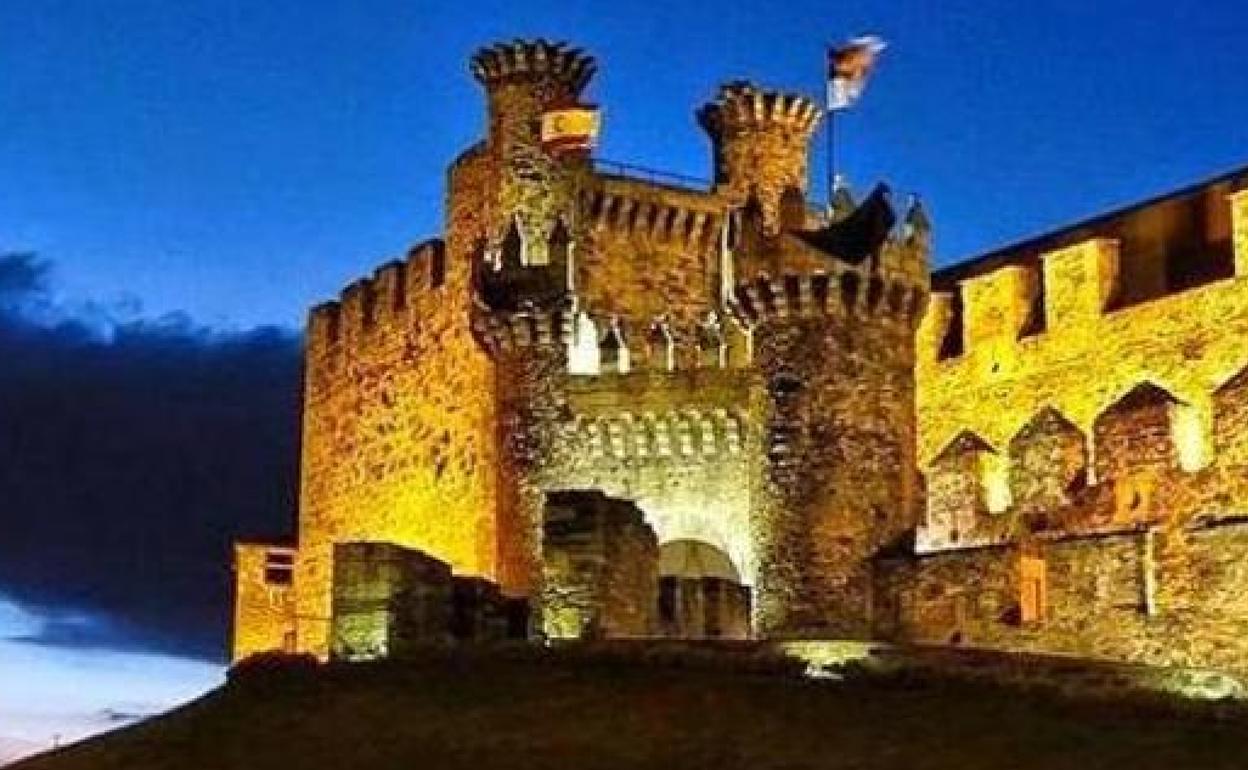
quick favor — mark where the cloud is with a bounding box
[0,252,48,300]
[0,252,301,661]
[0,597,223,761]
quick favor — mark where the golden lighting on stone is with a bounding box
[229,36,1248,678]
[1173,401,1212,473]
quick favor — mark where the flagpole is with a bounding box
[826,106,836,211]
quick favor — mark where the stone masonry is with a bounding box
[230,37,1248,675]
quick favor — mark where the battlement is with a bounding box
[470,39,596,92]
[921,236,1247,368]
[697,81,822,138]
[583,176,725,254]
[307,239,448,356]
[924,167,1248,367]
[729,267,926,327]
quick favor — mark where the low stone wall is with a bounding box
[451,577,530,641]
[330,542,531,661]
[331,542,454,660]
[874,518,1248,672]
[542,490,659,639]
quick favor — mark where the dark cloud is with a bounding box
[0,252,49,300]
[0,253,301,662]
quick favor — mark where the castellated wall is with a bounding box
[577,176,728,335]
[292,235,499,659]
[916,232,1248,553]
[889,180,1248,669]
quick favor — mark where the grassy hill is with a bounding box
[14,646,1248,770]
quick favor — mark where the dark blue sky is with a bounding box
[2,0,1245,328]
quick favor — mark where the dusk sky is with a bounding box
[1,0,1245,762]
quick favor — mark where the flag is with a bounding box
[827,35,886,111]
[541,105,601,155]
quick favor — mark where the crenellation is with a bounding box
[1043,238,1120,322]
[730,269,924,328]
[307,301,343,352]
[699,82,822,235]
[340,279,376,339]
[371,260,408,318]
[236,37,1248,676]
[470,39,596,93]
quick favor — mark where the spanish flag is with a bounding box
[827,35,886,111]
[541,105,601,155]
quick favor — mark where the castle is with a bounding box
[232,39,1248,672]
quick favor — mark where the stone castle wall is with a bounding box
[916,213,1248,553]
[578,176,728,335]
[291,237,499,658]
[542,491,659,639]
[874,517,1248,672]
[892,178,1248,669]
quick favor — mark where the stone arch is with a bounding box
[1213,363,1248,466]
[659,539,742,583]
[657,539,751,640]
[926,430,998,546]
[1008,407,1088,525]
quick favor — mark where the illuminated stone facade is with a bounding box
[230,37,1248,673]
[231,38,927,660]
[894,165,1248,670]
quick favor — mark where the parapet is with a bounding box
[697,81,822,139]
[582,175,726,255]
[924,166,1248,366]
[470,39,596,92]
[306,239,448,357]
[729,266,927,328]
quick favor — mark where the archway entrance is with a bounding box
[538,491,753,640]
[657,539,751,639]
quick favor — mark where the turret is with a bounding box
[467,39,596,300]
[698,82,822,235]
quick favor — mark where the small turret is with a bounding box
[467,40,597,300]
[903,195,932,247]
[698,82,822,236]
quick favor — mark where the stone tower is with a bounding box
[456,41,599,600]
[714,83,931,634]
[741,240,929,637]
[699,82,823,235]
[468,39,596,286]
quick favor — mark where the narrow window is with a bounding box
[430,248,446,288]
